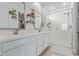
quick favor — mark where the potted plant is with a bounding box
[9,8,17,19]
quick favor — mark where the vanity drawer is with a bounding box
[2,37,35,52]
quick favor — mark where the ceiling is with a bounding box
[40,2,71,11]
[25,2,72,14]
[40,2,71,7]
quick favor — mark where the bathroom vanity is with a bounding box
[0,31,49,56]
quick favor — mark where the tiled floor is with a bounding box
[40,46,63,56]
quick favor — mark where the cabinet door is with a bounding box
[37,38,44,48]
[3,45,27,56]
[27,39,36,56]
[37,44,44,55]
[44,34,49,49]
[37,34,49,55]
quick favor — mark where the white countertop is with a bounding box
[0,31,50,43]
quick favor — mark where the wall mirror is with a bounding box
[0,2,25,30]
[26,2,43,32]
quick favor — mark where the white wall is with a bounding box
[0,2,47,40]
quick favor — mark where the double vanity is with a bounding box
[0,2,77,56]
[0,2,50,56]
[0,31,50,56]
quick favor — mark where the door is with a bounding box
[51,9,73,55]
[52,9,73,48]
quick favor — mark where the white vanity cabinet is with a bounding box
[37,32,49,55]
[1,36,36,56]
[1,39,27,56]
[3,45,27,56]
[43,33,49,49]
[0,32,49,56]
[37,35,44,55]
[27,39,36,56]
